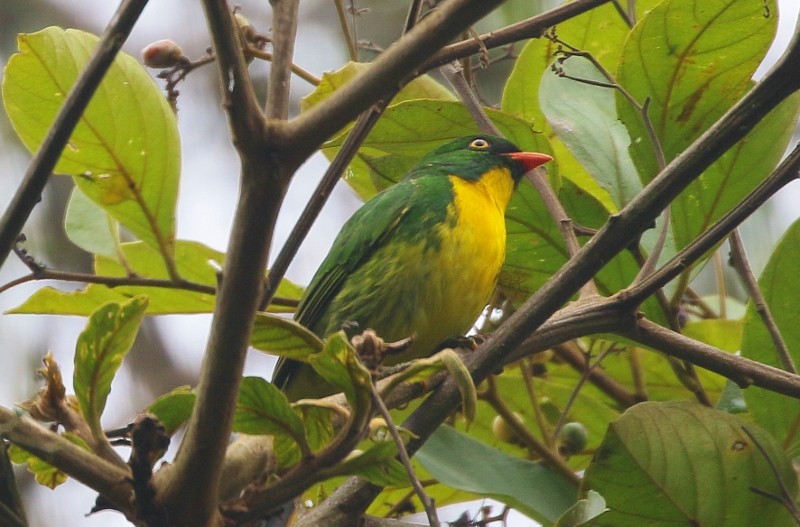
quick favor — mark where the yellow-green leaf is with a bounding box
[2,27,180,255]
[9,434,90,489]
[250,313,323,360]
[73,296,148,434]
[6,241,303,315]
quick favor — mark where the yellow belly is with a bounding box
[391,169,513,360]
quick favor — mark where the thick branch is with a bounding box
[284,0,507,164]
[0,406,133,516]
[0,0,149,271]
[621,319,800,397]
[157,170,286,526]
[153,0,291,522]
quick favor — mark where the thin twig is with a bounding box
[729,230,796,373]
[0,269,297,309]
[551,342,640,408]
[422,0,612,71]
[742,426,800,525]
[404,0,425,33]
[519,360,554,449]
[0,0,150,272]
[248,47,320,85]
[370,383,441,527]
[335,0,358,61]
[551,345,614,442]
[480,377,580,486]
[610,0,634,27]
[441,63,500,135]
[527,170,598,298]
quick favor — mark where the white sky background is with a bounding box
[0,1,798,526]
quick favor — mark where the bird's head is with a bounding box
[411,135,553,185]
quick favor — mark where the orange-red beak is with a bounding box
[504,151,553,172]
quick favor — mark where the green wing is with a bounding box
[272,180,417,392]
[295,181,417,331]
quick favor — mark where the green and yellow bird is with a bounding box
[273,135,552,400]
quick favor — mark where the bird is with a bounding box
[272,135,553,400]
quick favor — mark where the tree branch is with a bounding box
[265,0,299,119]
[728,230,796,373]
[422,0,612,71]
[621,318,800,397]
[284,0,508,164]
[260,98,393,310]
[0,406,133,517]
[620,142,800,308]
[155,2,283,525]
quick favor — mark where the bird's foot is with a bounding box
[351,330,415,372]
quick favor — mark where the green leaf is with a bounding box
[501,0,662,211]
[9,434,90,489]
[7,241,303,315]
[321,99,554,200]
[233,377,309,451]
[556,490,607,527]
[540,56,640,208]
[417,425,576,525]
[73,296,148,434]
[617,0,778,183]
[300,61,455,113]
[583,401,797,527]
[293,403,336,452]
[670,90,800,253]
[65,186,121,262]
[741,219,800,456]
[250,313,323,360]
[147,386,196,436]
[330,442,408,487]
[2,27,180,255]
[681,319,742,353]
[309,332,372,409]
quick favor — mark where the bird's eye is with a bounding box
[469,138,490,150]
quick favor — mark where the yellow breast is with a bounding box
[407,168,514,352]
[443,167,514,300]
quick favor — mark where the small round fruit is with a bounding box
[558,421,588,456]
[492,413,525,446]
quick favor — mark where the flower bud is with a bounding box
[142,39,186,69]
